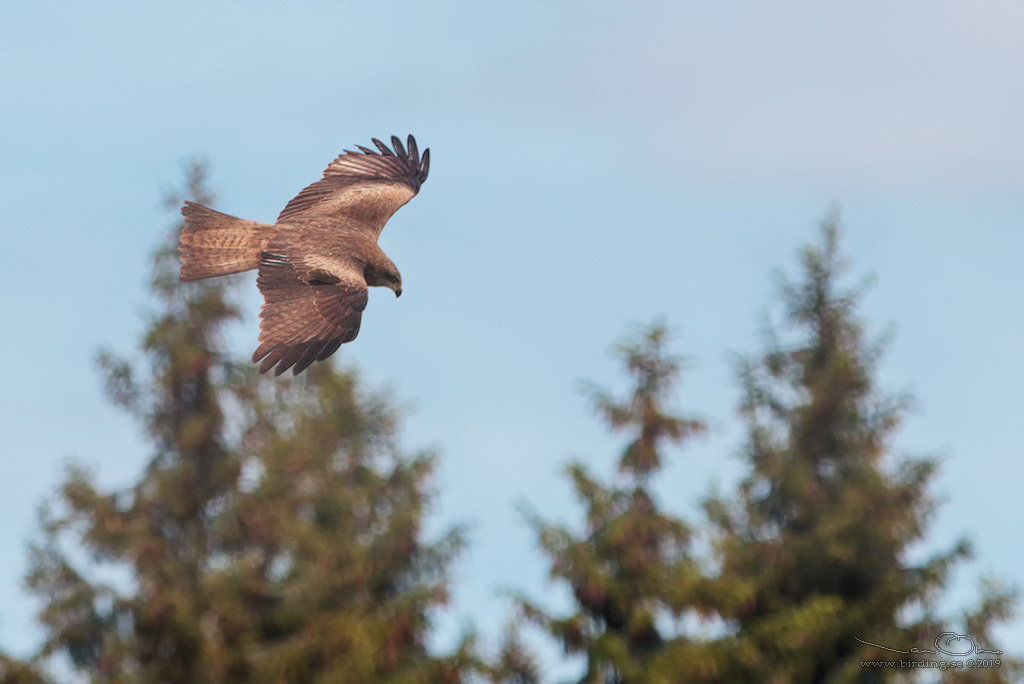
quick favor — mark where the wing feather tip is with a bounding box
[391,135,406,158]
[316,339,343,362]
[252,343,271,364]
[407,135,419,165]
[372,138,394,156]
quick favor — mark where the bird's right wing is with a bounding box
[277,135,430,236]
[253,244,369,376]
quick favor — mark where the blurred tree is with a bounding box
[0,652,48,684]
[518,324,730,683]
[703,215,1021,682]
[478,622,541,684]
[941,577,1022,684]
[23,162,469,684]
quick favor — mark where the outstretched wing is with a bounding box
[252,245,369,376]
[277,134,430,235]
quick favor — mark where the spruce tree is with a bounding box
[0,652,48,684]
[703,216,1021,682]
[519,324,727,683]
[23,162,469,683]
[479,622,541,684]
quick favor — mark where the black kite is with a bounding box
[179,135,429,375]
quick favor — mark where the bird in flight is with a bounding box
[178,135,429,375]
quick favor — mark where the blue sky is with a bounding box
[2,1,1022,676]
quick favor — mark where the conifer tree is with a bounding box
[23,162,469,683]
[479,622,541,684]
[519,324,727,683]
[703,216,1021,682]
[0,652,48,684]
[944,578,1022,683]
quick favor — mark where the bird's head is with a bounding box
[383,262,403,298]
[365,251,403,297]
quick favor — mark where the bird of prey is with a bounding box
[178,135,429,376]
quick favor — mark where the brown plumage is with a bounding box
[178,135,430,375]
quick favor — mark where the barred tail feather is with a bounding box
[178,201,273,282]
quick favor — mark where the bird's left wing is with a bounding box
[277,135,430,236]
[252,244,369,376]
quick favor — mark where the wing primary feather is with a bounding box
[272,346,306,375]
[391,135,406,158]
[356,145,375,154]
[372,138,394,156]
[260,349,284,374]
[421,148,430,180]
[292,358,315,376]
[292,342,328,375]
[252,342,272,364]
[316,338,344,361]
[407,135,419,165]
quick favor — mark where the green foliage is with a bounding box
[942,578,1023,683]
[477,622,541,684]
[704,215,1020,682]
[23,162,467,684]
[519,324,729,683]
[520,215,1019,683]
[0,652,48,684]
[15,185,1019,684]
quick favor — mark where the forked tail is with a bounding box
[178,201,273,281]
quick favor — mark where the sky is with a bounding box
[2,0,1023,676]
